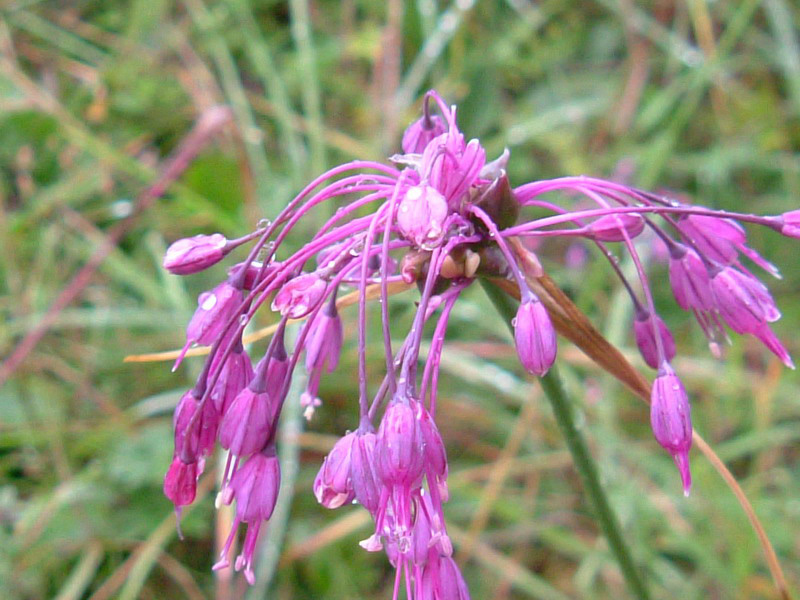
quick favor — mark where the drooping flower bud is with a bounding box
[633,311,676,370]
[226,444,281,585]
[350,429,381,513]
[678,214,744,265]
[397,184,449,249]
[417,404,448,481]
[229,445,281,523]
[711,267,780,334]
[164,455,198,508]
[305,299,343,374]
[587,213,645,242]
[314,432,356,509]
[650,364,692,496]
[218,386,273,457]
[376,398,425,487]
[271,272,327,319]
[164,233,228,275]
[176,280,244,369]
[173,388,218,463]
[513,295,557,377]
[209,346,254,416]
[668,244,714,311]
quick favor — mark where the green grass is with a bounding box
[1,1,799,598]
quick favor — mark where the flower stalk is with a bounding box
[481,279,651,600]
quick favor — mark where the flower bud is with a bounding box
[164,455,198,508]
[397,184,449,249]
[305,301,343,374]
[229,445,281,523]
[513,296,557,376]
[209,347,254,416]
[173,389,217,462]
[164,233,228,275]
[668,244,713,311]
[176,281,244,369]
[633,312,676,370]
[314,432,356,509]
[587,213,645,242]
[271,272,327,319]
[376,399,425,487]
[350,430,381,513]
[218,387,273,457]
[711,267,780,334]
[678,214,743,265]
[651,364,692,495]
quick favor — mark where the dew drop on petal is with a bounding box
[202,294,218,311]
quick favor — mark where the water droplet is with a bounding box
[201,294,218,311]
[511,317,518,327]
[266,241,276,250]
[257,218,272,229]
[239,314,249,325]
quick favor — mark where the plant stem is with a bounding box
[481,279,651,600]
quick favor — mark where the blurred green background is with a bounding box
[1,1,799,598]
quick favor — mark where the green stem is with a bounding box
[481,279,651,600]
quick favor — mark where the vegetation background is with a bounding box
[1,0,799,598]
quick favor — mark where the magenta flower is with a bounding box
[514,294,557,376]
[313,431,356,509]
[651,364,693,495]
[159,90,796,594]
[397,184,449,249]
[271,272,327,318]
[633,311,676,370]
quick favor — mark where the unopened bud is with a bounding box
[651,364,692,496]
[513,295,557,376]
[164,234,228,275]
[271,272,327,319]
[587,213,645,242]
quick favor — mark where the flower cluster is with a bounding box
[162,90,795,594]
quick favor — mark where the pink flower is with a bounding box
[513,296,557,376]
[397,184,449,249]
[651,364,692,495]
[587,213,645,242]
[668,244,714,311]
[633,312,676,370]
[163,233,228,275]
[163,455,198,508]
[271,272,327,318]
[314,432,356,509]
[218,387,273,457]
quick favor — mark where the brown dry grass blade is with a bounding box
[124,280,413,363]
[496,243,792,600]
